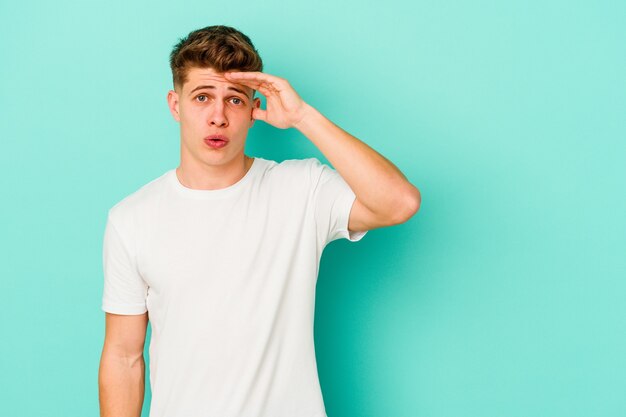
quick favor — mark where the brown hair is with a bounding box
[169,25,263,91]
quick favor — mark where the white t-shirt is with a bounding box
[101,157,367,417]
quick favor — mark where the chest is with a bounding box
[136,189,311,295]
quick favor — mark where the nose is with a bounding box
[208,100,228,127]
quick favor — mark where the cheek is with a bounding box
[181,108,206,126]
[229,107,252,121]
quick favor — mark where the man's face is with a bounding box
[166,67,261,169]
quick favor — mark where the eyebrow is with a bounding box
[188,85,251,99]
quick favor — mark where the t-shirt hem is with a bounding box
[338,193,367,242]
[102,302,147,315]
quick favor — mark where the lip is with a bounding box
[203,135,230,149]
[204,135,229,142]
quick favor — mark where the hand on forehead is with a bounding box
[189,69,254,98]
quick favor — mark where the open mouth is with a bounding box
[204,135,229,149]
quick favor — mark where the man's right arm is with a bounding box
[99,312,149,417]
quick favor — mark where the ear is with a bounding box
[167,90,180,122]
[249,97,261,127]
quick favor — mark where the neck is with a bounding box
[176,155,253,190]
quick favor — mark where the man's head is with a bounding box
[166,25,263,172]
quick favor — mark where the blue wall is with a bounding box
[1,0,624,416]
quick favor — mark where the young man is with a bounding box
[99,25,420,417]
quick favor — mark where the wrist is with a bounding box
[293,103,317,131]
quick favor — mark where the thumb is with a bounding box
[252,107,267,121]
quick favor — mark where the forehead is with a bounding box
[183,67,252,96]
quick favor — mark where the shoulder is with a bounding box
[254,157,328,199]
[107,170,170,228]
[262,157,325,180]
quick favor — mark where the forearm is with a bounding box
[294,103,420,219]
[99,352,145,417]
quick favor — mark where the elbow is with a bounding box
[394,185,421,224]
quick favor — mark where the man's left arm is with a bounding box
[224,71,421,232]
[293,103,421,232]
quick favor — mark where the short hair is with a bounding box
[169,25,263,92]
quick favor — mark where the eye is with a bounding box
[230,97,244,105]
[196,94,208,102]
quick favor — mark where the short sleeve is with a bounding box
[101,212,148,315]
[310,158,368,246]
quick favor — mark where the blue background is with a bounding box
[0,0,624,416]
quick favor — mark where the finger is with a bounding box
[252,107,267,122]
[225,71,280,84]
[227,77,271,92]
[257,84,276,96]
[230,78,263,90]
[235,81,276,98]
[226,72,289,93]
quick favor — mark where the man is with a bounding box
[98,25,420,417]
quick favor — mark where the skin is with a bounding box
[224,70,421,232]
[167,67,421,231]
[166,67,261,190]
[100,66,421,417]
